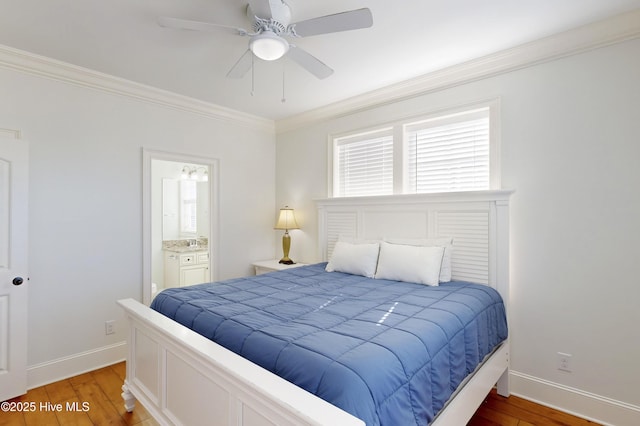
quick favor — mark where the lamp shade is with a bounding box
[274,207,299,230]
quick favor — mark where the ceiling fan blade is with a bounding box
[291,8,373,37]
[226,50,253,78]
[158,16,244,35]
[287,46,333,79]
[248,0,278,19]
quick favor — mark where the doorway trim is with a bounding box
[142,148,219,305]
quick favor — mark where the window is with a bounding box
[334,128,394,197]
[405,108,489,194]
[331,101,498,197]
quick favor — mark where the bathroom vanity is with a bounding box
[163,242,210,288]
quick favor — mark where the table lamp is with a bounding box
[274,206,299,264]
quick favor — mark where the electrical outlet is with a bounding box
[105,320,115,335]
[557,352,572,372]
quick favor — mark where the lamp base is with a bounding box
[279,230,295,265]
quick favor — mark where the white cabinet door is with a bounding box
[0,136,29,401]
[180,266,209,287]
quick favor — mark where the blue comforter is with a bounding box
[151,263,507,425]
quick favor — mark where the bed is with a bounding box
[119,190,512,426]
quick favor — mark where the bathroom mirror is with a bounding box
[162,177,210,241]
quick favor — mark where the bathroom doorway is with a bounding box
[142,149,219,305]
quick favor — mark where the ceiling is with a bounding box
[1,0,639,120]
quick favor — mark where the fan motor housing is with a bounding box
[247,2,291,33]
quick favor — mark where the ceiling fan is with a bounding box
[158,0,373,80]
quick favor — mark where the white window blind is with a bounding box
[406,108,490,194]
[330,102,497,198]
[335,129,393,197]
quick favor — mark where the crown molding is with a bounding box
[0,44,275,133]
[276,9,640,134]
[0,128,22,139]
[2,8,638,135]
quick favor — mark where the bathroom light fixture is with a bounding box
[274,206,299,264]
[250,31,289,61]
[180,166,208,181]
[180,166,190,180]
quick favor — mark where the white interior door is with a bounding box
[0,135,29,401]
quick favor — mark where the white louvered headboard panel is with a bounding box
[317,191,512,299]
[435,210,489,283]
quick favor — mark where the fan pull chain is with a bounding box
[281,64,286,103]
[251,53,255,96]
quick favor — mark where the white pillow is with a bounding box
[385,237,453,282]
[375,242,445,286]
[325,241,380,278]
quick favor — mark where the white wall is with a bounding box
[0,63,277,383]
[276,38,640,423]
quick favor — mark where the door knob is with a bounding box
[12,277,24,286]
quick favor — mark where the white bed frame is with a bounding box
[119,190,512,426]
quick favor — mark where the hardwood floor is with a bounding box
[1,362,599,426]
[468,390,599,426]
[0,362,158,426]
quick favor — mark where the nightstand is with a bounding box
[252,259,308,275]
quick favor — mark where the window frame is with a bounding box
[328,98,500,198]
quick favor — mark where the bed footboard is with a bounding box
[117,298,365,426]
[431,341,510,425]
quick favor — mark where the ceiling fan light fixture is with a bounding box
[250,31,289,61]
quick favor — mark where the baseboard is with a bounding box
[510,370,640,426]
[27,341,126,389]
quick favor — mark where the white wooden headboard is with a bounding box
[316,190,513,302]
